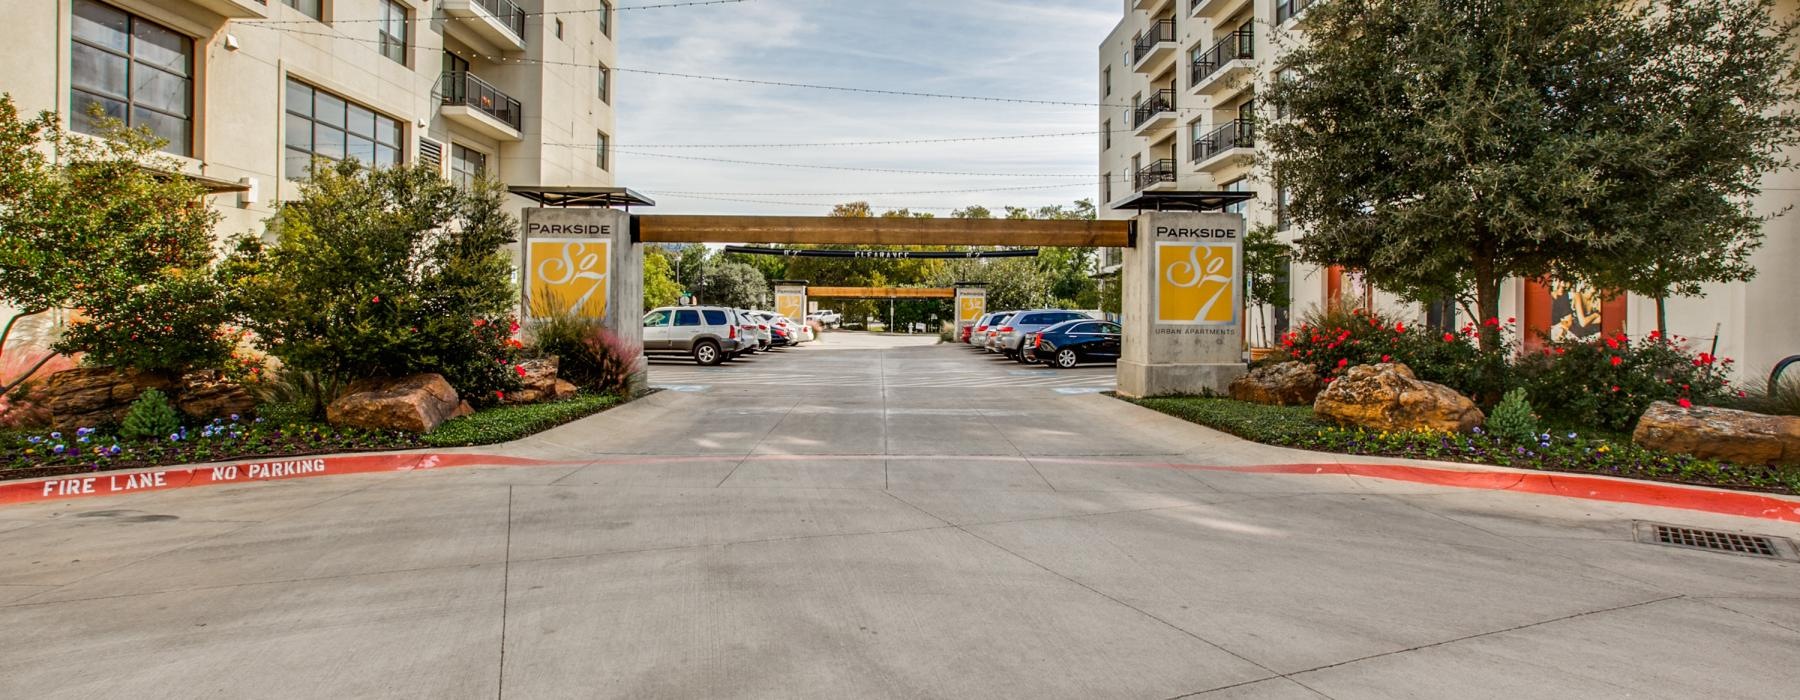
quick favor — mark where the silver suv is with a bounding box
[643,306,747,365]
[995,309,1094,361]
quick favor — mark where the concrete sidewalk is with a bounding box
[1,340,1796,699]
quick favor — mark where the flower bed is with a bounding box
[1,393,621,482]
[1127,396,1800,495]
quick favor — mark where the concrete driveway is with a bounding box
[2,334,1797,699]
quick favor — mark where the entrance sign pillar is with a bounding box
[774,281,809,322]
[954,283,988,338]
[1116,211,1248,397]
[520,206,643,352]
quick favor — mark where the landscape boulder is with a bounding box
[506,357,578,404]
[1633,402,1800,466]
[1313,363,1485,433]
[326,374,462,434]
[1229,362,1323,406]
[40,368,179,431]
[176,370,258,421]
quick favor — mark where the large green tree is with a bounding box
[695,260,771,309]
[0,96,229,392]
[1264,0,1800,347]
[643,249,682,311]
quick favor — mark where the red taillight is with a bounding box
[759,324,768,330]
[1034,334,1043,348]
[975,325,987,332]
[729,326,737,339]
[998,326,1013,333]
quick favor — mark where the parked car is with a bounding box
[1022,319,1123,368]
[997,310,1096,361]
[966,312,1002,345]
[736,308,772,351]
[807,310,841,327]
[980,312,1017,352]
[642,306,745,366]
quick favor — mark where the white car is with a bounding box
[807,310,841,327]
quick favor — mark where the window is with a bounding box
[1101,172,1111,203]
[1276,184,1291,230]
[1102,66,1111,97]
[70,0,193,156]
[283,78,402,180]
[599,1,613,38]
[598,63,611,103]
[1222,178,1249,214]
[378,0,408,65]
[643,310,672,327]
[596,131,610,170]
[674,310,701,327]
[702,310,728,325]
[450,144,486,189]
[1102,120,1111,150]
[554,18,564,39]
[282,0,322,21]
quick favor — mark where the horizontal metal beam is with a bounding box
[636,215,1130,247]
[808,287,955,299]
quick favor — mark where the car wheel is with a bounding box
[693,341,723,366]
[1055,348,1080,369]
[1016,351,1034,364]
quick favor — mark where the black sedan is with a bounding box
[1021,319,1122,368]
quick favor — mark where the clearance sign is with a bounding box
[1152,222,1241,326]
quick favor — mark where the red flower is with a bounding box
[1505,317,1516,324]
[1394,322,1406,333]
[370,296,380,304]
[1649,330,1662,340]
[514,365,528,378]
[1337,358,1349,368]
[1678,398,1693,409]
[1605,337,1620,350]
[1484,317,1500,328]
[1443,333,1455,343]
[1610,356,1623,367]
[474,319,488,327]
[1381,355,1391,363]
[495,390,505,400]
[510,322,521,334]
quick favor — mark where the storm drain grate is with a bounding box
[1635,522,1796,560]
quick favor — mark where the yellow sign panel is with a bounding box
[958,295,986,323]
[526,239,610,319]
[1155,241,1237,325]
[776,293,806,321]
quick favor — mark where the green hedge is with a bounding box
[1128,396,1799,495]
[423,393,620,447]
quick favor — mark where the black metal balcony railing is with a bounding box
[1191,27,1254,85]
[1135,159,1177,190]
[1132,19,1177,64]
[442,71,523,131]
[1194,117,1255,162]
[473,0,528,39]
[1276,0,1317,24]
[1133,89,1176,128]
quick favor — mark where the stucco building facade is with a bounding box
[1099,0,1800,375]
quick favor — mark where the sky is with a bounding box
[614,0,1119,216]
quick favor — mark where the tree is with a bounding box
[1263,0,1800,348]
[223,161,520,416]
[695,260,770,309]
[1244,225,1294,346]
[643,249,682,311]
[0,95,229,393]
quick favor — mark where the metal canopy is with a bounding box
[1110,190,1255,212]
[508,186,656,208]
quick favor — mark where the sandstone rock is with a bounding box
[40,368,178,431]
[176,371,257,421]
[505,357,576,404]
[452,401,476,420]
[551,380,579,401]
[326,374,461,434]
[1314,363,1485,433]
[1229,362,1322,406]
[1633,402,1800,466]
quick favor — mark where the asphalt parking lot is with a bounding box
[1,334,1797,699]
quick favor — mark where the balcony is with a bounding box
[1131,19,1178,74]
[1132,89,1178,135]
[1193,117,1255,171]
[182,0,268,18]
[1134,0,1175,12]
[1190,0,1249,23]
[1276,0,1319,25]
[442,0,529,52]
[1135,159,1178,191]
[440,72,523,141]
[1190,27,1254,97]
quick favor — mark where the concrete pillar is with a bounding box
[954,283,988,338]
[1116,211,1248,397]
[519,207,642,354]
[774,281,809,323]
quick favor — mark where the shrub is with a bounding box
[1725,375,1800,417]
[1485,389,1539,445]
[119,389,181,441]
[223,162,521,416]
[1516,331,1731,432]
[424,394,620,447]
[1275,302,1512,403]
[528,312,644,397]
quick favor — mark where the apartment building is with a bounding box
[1099,0,1800,374]
[0,0,618,246]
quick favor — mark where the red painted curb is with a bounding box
[0,452,571,506]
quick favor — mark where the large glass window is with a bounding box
[596,131,610,170]
[283,79,402,180]
[70,0,192,156]
[378,0,408,66]
[450,144,486,189]
[283,0,322,21]
[1223,178,1249,214]
[597,63,611,103]
[599,1,613,37]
